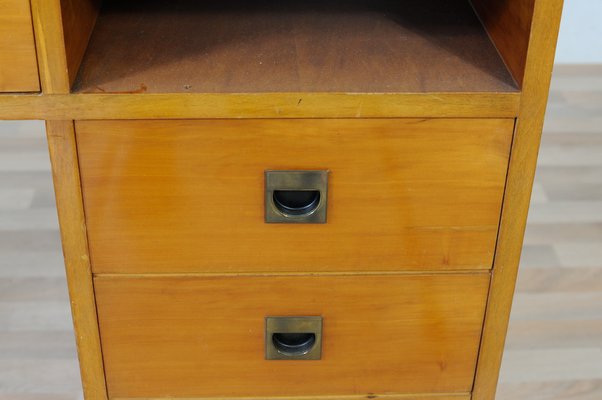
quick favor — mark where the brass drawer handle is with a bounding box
[265,316,323,360]
[272,190,321,216]
[272,332,316,356]
[265,170,328,223]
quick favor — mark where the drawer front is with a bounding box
[77,119,513,273]
[95,274,489,398]
[0,0,39,92]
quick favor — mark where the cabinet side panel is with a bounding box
[472,0,564,399]
[46,121,108,400]
[471,0,536,86]
[60,0,101,87]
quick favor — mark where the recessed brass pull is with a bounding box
[272,332,316,356]
[265,170,328,223]
[273,190,321,216]
[265,316,323,360]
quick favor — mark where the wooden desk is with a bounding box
[0,1,563,399]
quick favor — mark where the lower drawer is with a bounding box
[95,274,489,398]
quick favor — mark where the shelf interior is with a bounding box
[72,0,519,94]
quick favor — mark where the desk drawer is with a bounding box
[76,118,513,273]
[95,273,489,398]
[0,0,39,92]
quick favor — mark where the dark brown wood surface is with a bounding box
[73,0,518,94]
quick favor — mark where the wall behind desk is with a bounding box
[555,0,602,64]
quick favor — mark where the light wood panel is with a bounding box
[30,0,70,94]
[112,395,471,400]
[77,118,513,274]
[471,0,536,87]
[0,0,40,92]
[74,0,517,94]
[472,0,565,399]
[60,0,101,87]
[0,92,522,120]
[45,121,107,400]
[94,273,490,398]
[26,0,100,92]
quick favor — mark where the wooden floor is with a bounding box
[0,65,601,399]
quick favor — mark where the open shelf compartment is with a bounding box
[68,0,520,95]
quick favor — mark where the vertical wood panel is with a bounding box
[0,0,40,92]
[46,121,107,400]
[30,0,70,93]
[60,0,101,87]
[472,0,565,399]
[471,0,536,86]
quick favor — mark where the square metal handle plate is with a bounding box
[265,316,323,360]
[265,170,329,223]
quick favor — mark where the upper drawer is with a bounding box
[76,118,513,274]
[0,0,39,92]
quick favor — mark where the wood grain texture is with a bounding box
[0,92,522,120]
[2,66,597,400]
[472,0,565,399]
[76,118,513,274]
[94,274,490,398]
[45,121,107,400]
[73,0,517,94]
[470,0,535,87]
[60,0,101,87]
[0,0,40,92]
[112,395,471,400]
[30,0,70,94]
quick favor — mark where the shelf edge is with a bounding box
[0,92,520,120]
